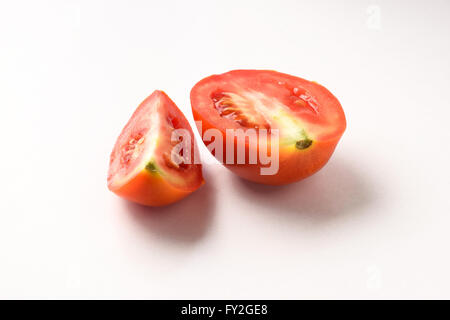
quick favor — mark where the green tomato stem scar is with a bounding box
[145,161,158,173]
[296,138,313,150]
[295,130,313,150]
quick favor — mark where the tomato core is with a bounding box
[211,91,271,130]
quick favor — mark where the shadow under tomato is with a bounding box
[230,158,372,225]
[124,166,216,243]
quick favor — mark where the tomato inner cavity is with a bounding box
[211,91,271,130]
[120,131,146,167]
[287,86,319,114]
[162,114,190,171]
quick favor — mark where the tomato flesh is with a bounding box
[108,90,203,206]
[190,70,346,185]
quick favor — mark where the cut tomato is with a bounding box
[190,70,346,185]
[108,90,203,206]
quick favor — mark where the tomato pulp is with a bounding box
[190,70,346,185]
[108,91,203,206]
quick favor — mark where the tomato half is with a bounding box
[108,90,204,206]
[190,70,346,185]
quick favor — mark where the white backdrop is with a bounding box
[1,0,449,299]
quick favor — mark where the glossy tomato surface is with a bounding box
[108,90,203,206]
[190,70,346,185]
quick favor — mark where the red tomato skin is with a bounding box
[109,169,203,206]
[224,141,339,185]
[191,70,346,185]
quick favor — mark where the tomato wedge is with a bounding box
[108,90,203,206]
[190,70,346,185]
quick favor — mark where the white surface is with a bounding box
[1,0,449,299]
